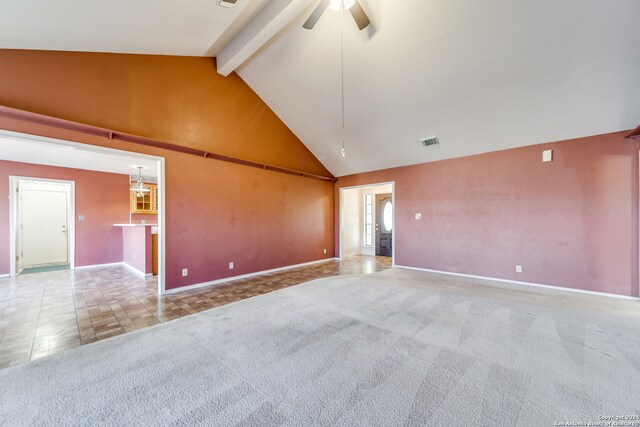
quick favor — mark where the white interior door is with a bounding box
[20,188,69,267]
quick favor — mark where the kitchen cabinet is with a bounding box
[130,184,158,214]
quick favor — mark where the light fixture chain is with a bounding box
[340,1,345,156]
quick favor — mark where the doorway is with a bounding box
[339,182,395,264]
[375,193,393,257]
[3,129,166,295]
[14,178,74,274]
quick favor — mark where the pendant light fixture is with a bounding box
[130,166,151,197]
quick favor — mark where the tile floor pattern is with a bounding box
[0,256,391,370]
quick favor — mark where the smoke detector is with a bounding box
[216,0,238,7]
[420,136,439,147]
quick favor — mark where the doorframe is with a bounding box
[9,176,75,275]
[1,129,167,295]
[339,181,395,267]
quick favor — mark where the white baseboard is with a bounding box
[394,265,638,301]
[75,262,123,270]
[0,273,9,278]
[122,262,153,279]
[164,258,338,295]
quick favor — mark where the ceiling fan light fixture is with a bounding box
[329,0,355,12]
[304,0,369,30]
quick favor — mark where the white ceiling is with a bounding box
[0,0,268,56]
[0,133,159,178]
[238,0,640,176]
[1,0,639,176]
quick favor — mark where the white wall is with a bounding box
[341,187,362,257]
[341,184,392,258]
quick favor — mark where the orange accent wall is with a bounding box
[0,50,335,289]
[0,50,330,177]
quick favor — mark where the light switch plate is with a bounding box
[78,214,85,221]
[182,268,188,277]
[229,262,234,270]
[542,149,553,162]
[415,213,422,220]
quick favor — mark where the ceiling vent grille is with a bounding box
[420,136,439,147]
[216,0,238,7]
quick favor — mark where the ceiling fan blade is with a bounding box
[349,0,371,30]
[303,0,331,30]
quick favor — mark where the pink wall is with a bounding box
[0,160,130,274]
[122,226,152,275]
[0,154,334,287]
[162,155,334,290]
[0,52,335,290]
[336,131,640,297]
[0,118,335,291]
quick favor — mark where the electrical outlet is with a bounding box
[515,265,522,273]
[78,214,85,222]
[229,262,234,270]
[182,268,188,277]
[323,249,327,254]
[415,213,422,220]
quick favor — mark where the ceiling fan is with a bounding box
[303,0,371,30]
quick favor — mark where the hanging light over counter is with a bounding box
[130,166,151,197]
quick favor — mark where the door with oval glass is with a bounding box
[375,193,393,257]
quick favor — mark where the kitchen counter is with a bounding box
[114,224,158,235]
[114,224,158,277]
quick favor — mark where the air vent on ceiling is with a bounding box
[216,0,238,7]
[420,136,439,147]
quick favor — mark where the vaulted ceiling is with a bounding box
[0,0,270,57]
[1,0,639,176]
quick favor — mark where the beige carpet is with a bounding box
[0,268,639,426]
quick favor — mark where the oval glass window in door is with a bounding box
[383,200,393,231]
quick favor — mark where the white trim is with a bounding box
[158,157,166,295]
[163,258,338,295]
[338,181,395,267]
[0,274,9,278]
[9,176,75,277]
[395,265,638,301]
[1,129,165,293]
[122,262,153,278]
[74,262,124,270]
[363,193,373,248]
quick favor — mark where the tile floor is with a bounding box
[0,255,392,370]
